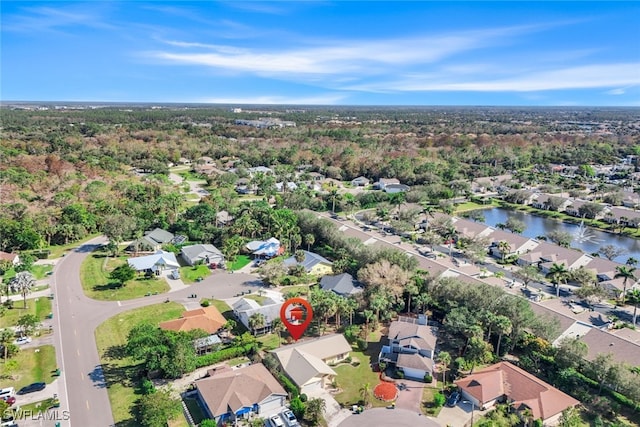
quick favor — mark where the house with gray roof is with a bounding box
[319,273,363,297]
[379,317,438,381]
[180,244,224,266]
[126,228,176,253]
[283,250,333,276]
[350,176,370,187]
[517,241,592,273]
[232,296,284,336]
[451,217,494,239]
[488,229,539,259]
[127,250,179,274]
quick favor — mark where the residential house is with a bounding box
[235,178,256,195]
[215,210,234,226]
[621,191,640,209]
[451,217,494,239]
[246,238,283,258]
[283,250,333,275]
[194,363,287,425]
[604,207,640,227]
[455,361,579,425]
[233,297,284,335]
[270,334,351,394]
[531,194,571,211]
[584,257,622,282]
[275,182,298,192]
[563,200,589,218]
[127,250,179,275]
[126,228,176,253]
[248,166,274,176]
[160,306,227,355]
[319,273,363,297]
[373,178,400,190]
[0,251,20,266]
[488,230,539,260]
[379,316,438,381]
[350,176,370,187]
[517,241,592,274]
[180,244,224,266]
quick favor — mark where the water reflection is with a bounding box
[480,208,640,264]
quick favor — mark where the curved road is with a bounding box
[53,237,263,427]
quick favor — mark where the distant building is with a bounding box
[283,250,333,275]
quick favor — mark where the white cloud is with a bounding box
[3,4,116,33]
[605,88,626,95]
[348,63,640,93]
[197,93,349,105]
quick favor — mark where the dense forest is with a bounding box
[1,105,639,253]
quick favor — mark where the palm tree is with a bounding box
[0,328,14,361]
[359,383,371,407]
[271,317,284,347]
[614,265,636,305]
[626,257,638,267]
[248,313,266,335]
[438,351,451,391]
[494,315,512,356]
[547,263,570,298]
[8,271,35,309]
[305,397,326,426]
[497,240,511,263]
[329,189,341,214]
[626,289,640,325]
[304,233,315,252]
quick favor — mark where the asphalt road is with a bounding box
[51,237,266,427]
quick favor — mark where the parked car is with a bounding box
[0,395,15,406]
[14,336,32,345]
[446,391,461,407]
[281,409,298,426]
[269,414,284,427]
[17,382,45,395]
[0,388,14,401]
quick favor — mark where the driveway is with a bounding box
[338,408,440,427]
[436,401,489,427]
[395,379,425,412]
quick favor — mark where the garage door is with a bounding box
[301,380,323,395]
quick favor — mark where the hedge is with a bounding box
[195,345,248,368]
[278,373,300,398]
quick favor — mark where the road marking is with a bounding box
[86,400,90,409]
[117,300,121,306]
[77,349,80,356]
[74,329,77,336]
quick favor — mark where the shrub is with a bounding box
[140,379,156,395]
[195,346,247,368]
[343,325,360,343]
[356,338,368,351]
[200,299,210,307]
[299,393,308,402]
[396,370,404,379]
[290,396,306,420]
[433,392,446,408]
[278,373,299,398]
[424,374,433,383]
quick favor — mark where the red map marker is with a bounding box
[280,298,313,341]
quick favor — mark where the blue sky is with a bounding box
[2,1,639,106]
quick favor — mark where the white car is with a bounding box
[281,409,299,426]
[14,336,32,345]
[269,415,284,427]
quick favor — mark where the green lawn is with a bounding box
[0,297,52,328]
[243,294,268,305]
[257,333,281,351]
[422,387,444,416]
[210,300,248,334]
[95,302,185,427]
[228,255,251,271]
[280,284,311,298]
[334,348,388,408]
[30,264,54,280]
[0,345,57,388]
[179,264,210,284]
[80,253,169,300]
[46,233,102,259]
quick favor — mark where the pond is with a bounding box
[479,207,640,264]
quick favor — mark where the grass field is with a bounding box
[80,254,169,300]
[228,255,251,271]
[1,345,58,389]
[95,302,184,427]
[334,348,388,408]
[179,264,210,284]
[421,387,444,416]
[46,233,102,259]
[0,297,52,328]
[257,333,281,351]
[30,264,54,280]
[209,300,248,334]
[243,294,268,305]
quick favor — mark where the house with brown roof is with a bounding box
[159,306,226,335]
[0,251,20,266]
[270,334,351,394]
[193,363,287,424]
[379,317,438,381]
[456,362,579,426]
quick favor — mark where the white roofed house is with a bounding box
[127,250,179,275]
[233,296,284,336]
[180,244,224,266]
